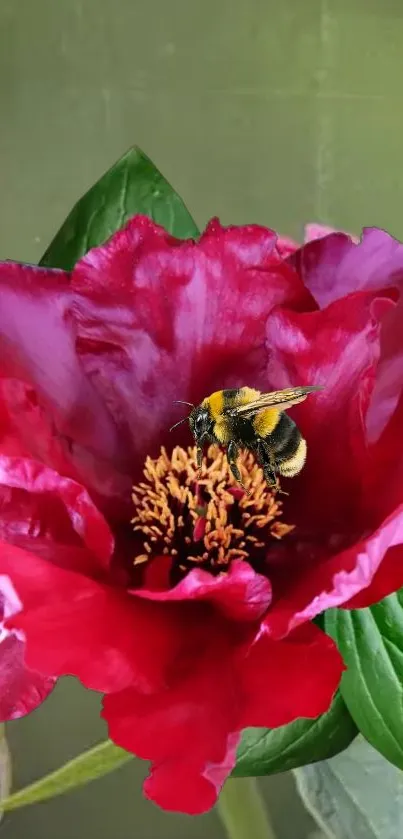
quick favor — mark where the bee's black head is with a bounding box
[189,405,213,444]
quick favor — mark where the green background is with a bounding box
[1,0,401,837]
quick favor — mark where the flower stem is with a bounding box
[217,778,278,839]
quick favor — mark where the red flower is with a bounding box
[0,217,403,813]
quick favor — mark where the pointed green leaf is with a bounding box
[233,691,357,777]
[40,146,199,270]
[1,740,131,811]
[294,736,403,839]
[325,593,403,770]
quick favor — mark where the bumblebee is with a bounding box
[172,386,321,493]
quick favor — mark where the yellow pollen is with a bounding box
[131,445,294,576]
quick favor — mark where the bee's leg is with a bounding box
[227,441,250,494]
[256,441,288,496]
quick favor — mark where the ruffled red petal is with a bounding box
[0,542,185,694]
[265,290,395,528]
[343,545,403,609]
[291,228,403,440]
[265,504,403,638]
[0,455,114,570]
[0,261,131,512]
[70,216,315,466]
[103,618,342,814]
[239,621,343,727]
[133,559,271,621]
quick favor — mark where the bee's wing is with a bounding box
[228,386,322,418]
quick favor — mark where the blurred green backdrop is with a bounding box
[0,0,401,836]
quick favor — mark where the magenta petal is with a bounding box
[0,261,131,509]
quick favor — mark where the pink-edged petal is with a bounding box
[274,234,299,258]
[0,630,55,721]
[0,542,184,694]
[0,573,55,720]
[133,559,271,621]
[292,226,403,307]
[0,455,114,570]
[368,390,403,519]
[265,290,395,527]
[239,622,343,727]
[70,215,315,465]
[303,223,359,244]
[291,228,403,439]
[265,504,403,639]
[342,545,403,609]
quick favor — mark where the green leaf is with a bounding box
[294,736,403,839]
[233,691,357,777]
[40,146,199,271]
[1,739,131,812]
[325,593,403,770]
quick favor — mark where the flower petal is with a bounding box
[239,622,343,727]
[133,559,271,621]
[0,542,184,694]
[103,628,242,814]
[342,545,403,609]
[265,504,403,638]
[292,226,403,307]
[71,216,315,467]
[103,618,342,814]
[291,228,403,439]
[0,630,55,721]
[265,290,395,527]
[303,223,358,244]
[0,261,131,509]
[0,455,114,570]
[0,573,54,720]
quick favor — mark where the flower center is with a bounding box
[131,445,294,580]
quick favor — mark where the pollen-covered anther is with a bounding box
[131,445,294,575]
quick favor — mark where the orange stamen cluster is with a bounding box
[132,445,294,576]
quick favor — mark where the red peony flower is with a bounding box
[0,216,403,813]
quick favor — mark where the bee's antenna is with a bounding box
[169,416,190,432]
[173,400,195,408]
